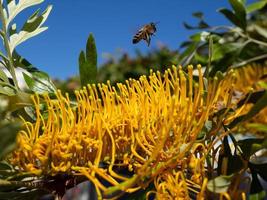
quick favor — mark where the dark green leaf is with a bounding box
[79,33,97,86]
[12,51,38,72]
[237,138,264,159]
[192,12,204,19]
[237,90,265,108]
[207,174,233,193]
[229,0,247,29]
[246,0,267,13]
[79,62,97,86]
[0,121,22,160]
[79,50,86,67]
[243,90,267,121]
[218,8,245,30]
[249,167,265,195]
[0,189,49,200]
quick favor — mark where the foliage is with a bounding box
[0,0,267,200]
[79,33,97,86]
[179,0,267,77]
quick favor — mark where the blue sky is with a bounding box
[14,1,239,79]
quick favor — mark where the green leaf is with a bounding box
[0,85,16,96]
[246,0,267,13]
[207,174,233,193]
[237,138,264,159]
[243,90,267,121]
[212,42,242,62]
[228,90,267,128]
[86,34,97,69]
[0,121,21,160]
[79,51,86,67]
[247,123,267,132]
[254,25,267,39]
[237,90,265,108]
[192,12,204,19]
[249,190,266,200]
[0,189,49,200]
[6,0,44,27]
[79,33,97,86]
[218,8,245,30]
[23,71,56,94]
[0,68,9,83]
[229,0,246,20]
[9,5,52,53]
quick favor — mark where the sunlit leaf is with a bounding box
[0,68,9,83]
[9,5,52,53]
[246,0,267,13]
[6,0,44,27]
[23,71,56,94]
[79,33,97,86]
[247,123,267,132]
[207,174,233,193]
[253,24,267,39]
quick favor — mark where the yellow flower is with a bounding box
[223,64,267,132]
[10,65,236,199]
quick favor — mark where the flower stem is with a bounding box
[0,2,19,90]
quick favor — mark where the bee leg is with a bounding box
[144,33,151,46]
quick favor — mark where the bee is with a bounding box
[132,22,157,46]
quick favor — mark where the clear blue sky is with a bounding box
[14,1,244,79]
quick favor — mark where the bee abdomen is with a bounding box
[132,31,143,44]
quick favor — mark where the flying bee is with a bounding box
[132,22,158,46]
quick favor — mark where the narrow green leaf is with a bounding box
[79,33,97,86]
[246,0,267,13]
[243,90,267,121]
[192,12,204,19]
[229,0,247,30]
[0,121,21,160]
[79,62,97,86]
[79,50,86,67]
[247,123,267,132]
[237,138,264,159]
[218,8,244,29]
[86,33,97,68]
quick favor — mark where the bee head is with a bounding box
[150,22,158,31]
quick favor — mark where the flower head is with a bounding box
[11,65,236,198]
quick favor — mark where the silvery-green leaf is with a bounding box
[10,27,47,53]
[6,0,44,27]
[9,5,52,53]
